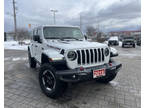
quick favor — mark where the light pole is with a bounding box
[80,13,82,29]
[12,0,17,40]
[50,9,58,25]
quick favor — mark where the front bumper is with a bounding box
[56,61,122,82]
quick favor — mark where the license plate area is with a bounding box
[93,68,105,78]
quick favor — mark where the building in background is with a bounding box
[108,30,141,41]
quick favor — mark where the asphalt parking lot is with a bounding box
[4,46,141,108]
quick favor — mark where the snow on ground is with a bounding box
[4,40,30,50]
[12,57,27,61]
[4,57,28,61]
[119,53,140,58]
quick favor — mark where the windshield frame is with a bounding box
[43,26,84,40]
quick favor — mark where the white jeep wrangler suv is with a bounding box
[28,25,122,98]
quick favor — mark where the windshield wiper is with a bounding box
[60,37,81,41]
[45,37,61,39]
[45,36,82,41]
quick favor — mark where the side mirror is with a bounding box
[34,35,42,43]
[110,47,118,57]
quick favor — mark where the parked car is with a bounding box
[122,36,135,48]
[108,36,119,46]
[28,25,122,98]
[136,39,141,46]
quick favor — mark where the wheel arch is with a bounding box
[41,53,50,64]
[28,46,30,52]
[28,45,34,57]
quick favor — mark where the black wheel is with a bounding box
[28,50,36,68]
[39,63,67,99]
[133,44,135,48]
[122,44,124,48]
[96,73,116,83]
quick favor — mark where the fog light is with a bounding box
[72,75,76,78]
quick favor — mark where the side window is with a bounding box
[37,29,41,37]
[33,28,42,43]
[33,29,37,41]
[38,29,42,43]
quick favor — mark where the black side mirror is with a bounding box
[34,35,42,43]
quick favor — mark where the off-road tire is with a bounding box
[39,63,67,99]
[96,73,116,83]
[122,44,124,48]
[28,50,36,68]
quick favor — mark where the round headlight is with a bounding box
[67,51,77,61]
[105,48,109,56]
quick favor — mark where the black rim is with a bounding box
[42,70,56,91]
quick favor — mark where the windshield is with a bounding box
[43,27,84,40]
[123,37,134,40]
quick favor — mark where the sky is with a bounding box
[4,0,141,33]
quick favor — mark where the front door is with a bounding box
[35,28,43,63]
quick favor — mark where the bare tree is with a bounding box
[85,26,106,42]
[16,28,30,41]
[86,26,97,37]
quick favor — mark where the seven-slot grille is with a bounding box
[76,48,105,65]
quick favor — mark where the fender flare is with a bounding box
[41,53,50,64]
[28,46,30,54]
[28,45,34,57]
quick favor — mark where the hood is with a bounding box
[46,40,108,50]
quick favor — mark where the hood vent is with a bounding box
[60,49,65,55]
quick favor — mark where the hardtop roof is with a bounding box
[33,25,80,30]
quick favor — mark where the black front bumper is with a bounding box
[56,61,122,82]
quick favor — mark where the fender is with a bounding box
[41,49,64,64]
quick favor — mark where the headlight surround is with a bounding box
[67,51,77,61]
[105,48,109,56]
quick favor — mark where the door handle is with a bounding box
[35,45,38,47]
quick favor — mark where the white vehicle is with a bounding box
[108,36,119,46]
[28,25,122,98]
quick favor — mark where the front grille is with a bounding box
[76,48,105,65]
